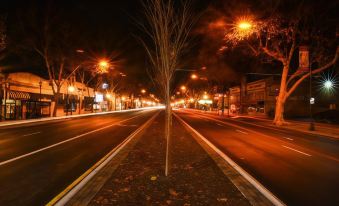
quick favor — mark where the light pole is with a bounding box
[68,85,75,116]
[309,66,315,131]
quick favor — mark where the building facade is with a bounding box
[218,77,337,117]
[0,72,95,120]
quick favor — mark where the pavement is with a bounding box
[176,109,339,206]
[0,109,158,205]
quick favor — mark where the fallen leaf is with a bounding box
[169,189,179,196]
[151,176,157,181]
[217,198,228,202]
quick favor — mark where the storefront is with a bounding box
[2,91,51,120]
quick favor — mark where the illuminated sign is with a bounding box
[95,94,104,103]
[198,99,213,104]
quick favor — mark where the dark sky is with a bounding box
[1,0,338,96]
[1,0,212,95]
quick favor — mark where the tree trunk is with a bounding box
[52,92,60,117]
[273,66,289,126]
[165,81,171,176]
[79,96,82,115]
[221,91,225,116]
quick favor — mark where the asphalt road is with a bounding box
[0,109,158,206]
[175,109,339,206]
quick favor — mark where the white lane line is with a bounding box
[236,129,248,135]
[282,145,312,157]
[22,132,41,137]
[0,114,144,167]
[283,137,293,141]
[216,123,224,127]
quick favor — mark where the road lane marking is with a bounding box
[216,123,224,127]
[174,113,286,206]
[48,111,160,206]
[0,113,148,167]
[282,145,312,157]
[117,124,138,127]
[283,137,293,141]
[22,132,41,137]
[236,129,248,135]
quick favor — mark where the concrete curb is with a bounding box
[47,111,160,206]
[174,112,285,206]
[0,106,164,127]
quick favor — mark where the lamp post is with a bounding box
[68,85,75,116]
[309,66,315,131]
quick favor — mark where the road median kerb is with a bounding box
[47,111,160,206]
[174,112,286,206]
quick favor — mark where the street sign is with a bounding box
[298,46,310,73]
[310,97,315,105]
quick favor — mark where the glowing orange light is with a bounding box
[180,86,186,91]
[68,85,75,93]
[191,74,198,79]
[141,89,146,94]
[238,21,252,30]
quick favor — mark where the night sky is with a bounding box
[1,0,338,95]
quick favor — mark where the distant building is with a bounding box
[0,72,95,120]
[216,77,337,117]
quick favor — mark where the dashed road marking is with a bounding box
[282,145,312,157]
[216,123,224,127]
[283,137,293,141]
[236,129,248,135]
[23,132,41,137]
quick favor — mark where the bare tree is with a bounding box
[140,0,195,176]
[0,15,6,120]
[223,4,338,125]
[16,4,76,117]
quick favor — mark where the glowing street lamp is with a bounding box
[98,60,109,73]
[191,74,198,80]
[203,94,209,99]
[324,80,333,90]
[68,85,75,93]
[141,89,146,94]
[238,21,252,30]
[180,85,186,91]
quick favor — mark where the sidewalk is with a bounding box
[186,109,339,139]
[67,112,252,206]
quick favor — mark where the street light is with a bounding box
[191,74,198,80]
[203,94,209,99]
[141,89,146,94]
[324,80,333,90]
[180,85,186,91]
[98,60,109,73]
[68,85,75,93]
[238,21,252,30]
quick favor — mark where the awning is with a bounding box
[8,91,31,100]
